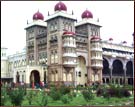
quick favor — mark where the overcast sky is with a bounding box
[1,1,134,55]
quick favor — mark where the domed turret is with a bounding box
[54,1,67,11]
[109,38,113,41]
[81,9,93,19]
[33,11,44,20]
[91,36,101,41]
[63,31,75,36]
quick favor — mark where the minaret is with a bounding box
[46,1,76,85]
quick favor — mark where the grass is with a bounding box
[4,90,134,106]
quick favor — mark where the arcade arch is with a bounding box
[126,61,133,85]
[102,58,110,84]
[112,59,124,76]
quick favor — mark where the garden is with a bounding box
[1,83,134,106]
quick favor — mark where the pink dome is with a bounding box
[123,41,127,44]
[109,38,113,41]
[81,9,93,19]
[54,1,67,11]
[91,36,101,40]
[33,11,44,20]
[63,31,75,36]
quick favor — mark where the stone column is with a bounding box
[105,78,106,84]
[109,67,113,84]
[114,78,115,84]
[118,78,120,85]
[123,67,127,84]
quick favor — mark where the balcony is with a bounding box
[63,43,76,48]
[63,53,77,58]
[91,57,103,60]
[91,48,102,51]
[102,51,112,56]
[63,61,76,67]
[91,64,103,68]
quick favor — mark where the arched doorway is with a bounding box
[126,61,133,85]
[76,56,87,85]
[112,59,124,84]
[30,70,40,84]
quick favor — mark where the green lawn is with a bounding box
[4,91,134,106]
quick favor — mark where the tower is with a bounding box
[75,9,102,85]
[25,11,47,66]
[90,36,103,84]
[46,1,77,85]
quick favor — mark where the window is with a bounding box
[78,71,81,77]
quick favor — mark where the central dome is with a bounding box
[33,11,44,20]
[81,9,93,19]
[54,1,67,11]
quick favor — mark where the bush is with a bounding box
[68,93,73,101]
[61,95,70,104]
[96,84,131,98]
[120,89,131,97]
[82,88,94,102]
[96,88,103,96]
[1,87,9,106]
[59,85,71,95]
[26,91,36,105]
[50,87,61,101]
[8,86,26,106]
[36,91,48,106]
[72,92,77,97]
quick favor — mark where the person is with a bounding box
[40,81,43,89]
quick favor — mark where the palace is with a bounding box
[1,1,134,86]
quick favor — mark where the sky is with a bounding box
[1,1,134,55]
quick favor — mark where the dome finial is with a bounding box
[72,10,74,15]
[27,20,28,24]
[48,11,50,16]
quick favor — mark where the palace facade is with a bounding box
[1,1,134,86]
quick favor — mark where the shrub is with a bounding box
[61,95,70,104]
[1,87,9,106]
[96,88,103,96]
[68,93,73,101]
[120,89,131,97]
[82,88,94,102]
[72,92,77,97]
[59,85,71,95]
[26,91,36,105]
[8,86,26,106]
[96,84,131,98]
[50,87,61,101]
[36,91,48,106]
